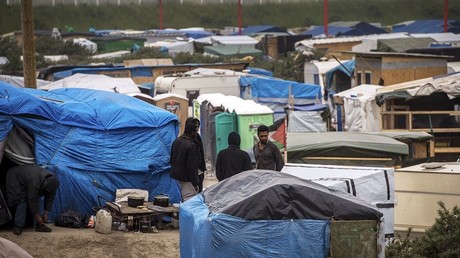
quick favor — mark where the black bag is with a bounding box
[55,210,88,228]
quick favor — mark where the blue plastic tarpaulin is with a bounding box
[0,82,180,219]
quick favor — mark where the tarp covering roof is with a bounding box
[375,72,460,105]
[239,76,322,119]
[287,132,408,165]
[392,19,460,34]
[203,169,383,220]
[239,25,287,35]
[203,45,263,58]
[0,82,180,218]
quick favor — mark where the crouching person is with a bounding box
[6,165,60,235]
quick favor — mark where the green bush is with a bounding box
[386,202,460,258]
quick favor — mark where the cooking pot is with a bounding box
[153,195,169,207]
[127,196,144,207]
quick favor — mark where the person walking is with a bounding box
[185,117,207,193]
[170,119,200,201]
[6,165,60,235]
[215,131,253,182]
[253,125,285,171]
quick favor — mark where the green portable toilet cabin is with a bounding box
[236,111,274,152]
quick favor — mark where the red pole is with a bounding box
[324,0,328,36]
[238,0,242,35]
[444,0,448,33]
[159,0,163,30]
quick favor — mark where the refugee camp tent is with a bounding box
[392,19,460,34]
[180,170,384,258]
[282,163,394,236]
[239,76,322,120]
[375,72,460,105]
[38,73,155,104]
[287,132,409,167]
[0,82,180,219]
[333,84,383,132]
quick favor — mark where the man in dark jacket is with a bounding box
[6,165,60,235]
[185,117,207,193]
[216,132,253,181]
[253,125,285,171]
[170,120,200,201]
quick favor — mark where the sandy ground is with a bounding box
[0,175,219,258]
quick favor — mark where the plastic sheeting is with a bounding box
[203,170,383,221]
[180,192,330,258]
[334,84,383,132]
[287,110,327,132]
[287,132,408,166]
[0,82,180,219]
[282,163,394,236]
[240,76,322,120]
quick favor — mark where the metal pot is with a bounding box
[127,196,144,207]
[153,195,169,207]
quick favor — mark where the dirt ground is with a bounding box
[0,175,219,258]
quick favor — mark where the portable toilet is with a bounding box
[235,110,274,152]
[153,93,189,134]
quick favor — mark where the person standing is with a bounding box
[6,165,60,235]
[216,132,253,181]
[185,117,207,193]
[170,120,200,201]
[253,125,285,171]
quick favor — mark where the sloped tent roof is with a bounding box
[286,132,408,166]
[392,19,460,34]
[239,76,322,119]
[180,170,382,257]
[239,25,287,35]
[375,72,460,105]
[0,82,180,219]
[203,45,263,58]
[204,170,383,220]
[377,37,436,52]
[303,22,386,37]
[39,73,155,104]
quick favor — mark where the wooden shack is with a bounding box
[352,52,450,86]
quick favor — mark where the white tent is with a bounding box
[282,163,394,236]
[334,84,383,132]
[39,73,155,103]
[144,40,195,55]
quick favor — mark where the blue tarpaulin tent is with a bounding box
[0,82,180,219]
[239,76,322,119]
[180,170,383,257]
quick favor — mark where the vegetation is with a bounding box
[386,202,460,258]
[0,0,459,35]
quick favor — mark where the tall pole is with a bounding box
[159,0,163,30]
[323,0,328,37]
[21,0,36,89]
[238,0,242,35]
[444,0,448,33]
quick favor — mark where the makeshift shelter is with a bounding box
[392,19,460,34]
[0,82,180,219]
[203,45,263,58]
[239,76,322,120]
[286,132,409,167]
[303,22,386,37]
[282,163,394,236]
[333,84,383,132]
[180,170,384,257]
